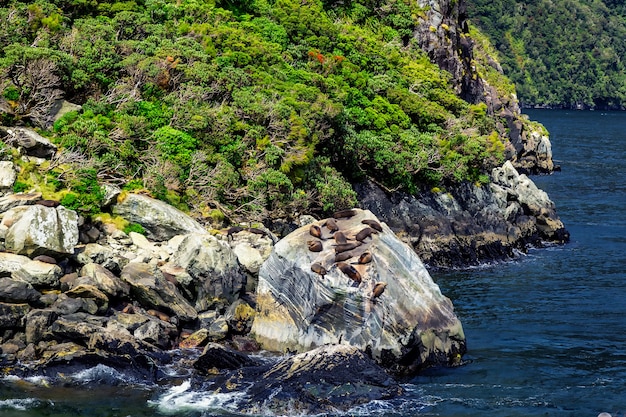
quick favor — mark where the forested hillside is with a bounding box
[468,0,626,109]
[0,0,510,225]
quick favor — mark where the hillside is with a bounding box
[468,0,626,109]
[0,0,541,226]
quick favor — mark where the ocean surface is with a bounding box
[2,109,625,416]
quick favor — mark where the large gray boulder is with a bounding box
[0,127,57,158]
[168,233,246,312]
[3,205,79,256]
[112,193,207,241]
[251,209,465,375]
[0,161,17,192]
[12,259,63,288]
[120,262,197,322]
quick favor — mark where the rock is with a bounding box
[178,328,209,349]
[25,309,56,344]
[110,312,151,333]
[79,263,130,298]
[134,318,177,349]
[0,302,30,329]
[51,100,82,122]
[65,284,109,314]
[74,243,121,271]
[0,252,31,277]
[228,229,274,275]
[207,316,229,342]
[50,293,84,315]
[3,205,79,256]
[120,262,197,322]
[112,193,207,241]
[0,192,41,212]
[0,277,41,304]
[0,161,17,190]
[210,344,402,414]
[50,313,107,342]
[169,233,246,311]
[1,127,57,158]
[251,209,466,375]
[193,342,260,373]
[101,183,121,207]
[225,299,255,335]
[12,260,63,288]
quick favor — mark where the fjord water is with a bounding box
[2,109,625,416]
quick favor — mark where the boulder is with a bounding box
[1,127,57,158]
[0,161,16,190]
[228,230,274,275]
[12,260,63,288]
[251,209,466,375]
[120,262,197,322]
[0,192,41,212]
[169,233,246,311]
[79,262,130,298]
[0,277,41,304]
[0,302,30,329]
[0,252,31,277]
[25,309,56,344]
[3,205,79,256]
[193,342,260,373]
[112,193,207,241]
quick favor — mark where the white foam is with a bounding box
[150,379,246,414]
[69,363,128,384]
[0,398,40,410]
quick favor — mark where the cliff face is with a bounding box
[414,0,554,175]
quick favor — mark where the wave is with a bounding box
[0,398,46,411]
[150,379,247,415]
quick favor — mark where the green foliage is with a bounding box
[468,0,626,108]
[0,0,515,220]
[13,181,29,193]
[123,222,146,235]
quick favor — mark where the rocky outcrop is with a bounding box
[203,344,403,414]
[356,161,568,268]
[251,209,465,374]
[112,193,207,241]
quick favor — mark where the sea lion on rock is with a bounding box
[352,251,372,265]
[334,242,362,253]
[334,252,354,262]
[334,231,349,245]
[371,282,387,300]
[361,219,383,232]
[336,262,361,284]
[307,240,323,252]
[355,227,377,242]
[226,226,244,239]
[309,225,325,240]
[311,262,327,277]
[332,209,357,219]
[323,218,339,232]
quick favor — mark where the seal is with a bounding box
[336,262,361,284]
[355,227,377,242]
[332,209,357,219]
[335,252,354,262]
[309,225,325,240]
[352,251,372,265]
[361,219,383,232]
[334,241,362,253]
[311,262,327,277]
[307,239,323,252]
[226,226,244,239]
[334,231,349,245]
[371,282,387,300]
[323,218,339,232]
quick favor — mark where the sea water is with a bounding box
[1,109,625,416]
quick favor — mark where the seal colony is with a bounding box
[305,209,386,302]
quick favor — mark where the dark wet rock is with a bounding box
[0,277,42,304]
[65,284,109,315]
[0,302,30,329]
[25,309,56,344]
[225,299,255,335]
[193,342,261,374]
[209,345,402,414]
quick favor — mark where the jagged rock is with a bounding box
[79,263,130,298]
[120,262,197,322]
[251,209,465,375]
[207,316,229,342]
[209,344,403,414]
[3,205,79,256]
[0,277,41,304]
[50,293,84,315]
[134,318,176,349]
[65,284,109,314]
[0,192,42,212]
[228,229,274,276]
[50,313,107,342]
[225,299,255,335]
[128,231,170,261]
[0,161,16,191]
[0,252,31,277]
[356,162,569,268]
[74,243,122,271]
[0,302,30,329]
[12,260,63,288]
[168,233,246,312]
[110,312,151,333]
[193,342,260,374]
[0,127,57,158]
[178,328,209,349]
[112,193,207,241]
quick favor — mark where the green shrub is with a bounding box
[123,222,145,235]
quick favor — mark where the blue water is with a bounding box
[2,109,625,416]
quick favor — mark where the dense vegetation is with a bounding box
[468,0,626,109]
[0,0,507,224]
